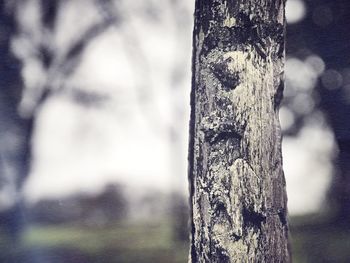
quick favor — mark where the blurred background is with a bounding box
[0,0,349,262]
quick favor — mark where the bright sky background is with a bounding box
[15,0,337,216]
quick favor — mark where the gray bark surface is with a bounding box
[188,1,289,262]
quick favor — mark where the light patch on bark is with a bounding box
[223,16,236,28]
[220,2,236,28]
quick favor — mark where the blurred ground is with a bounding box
[0,220,187,263]
[1,216,350,263]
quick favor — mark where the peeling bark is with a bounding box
[188,1,289,262]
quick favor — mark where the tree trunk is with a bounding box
[188,1,289,262]
[0,1,31,242]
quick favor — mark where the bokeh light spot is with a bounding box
[321,69,343,90]
[286,57,318,92]
[292,93,315,115]
[279,107,295,131]
[286,0,306,24]
[305,55,325,76]
[313,5,333,27]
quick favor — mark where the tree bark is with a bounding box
[188,1,289,262]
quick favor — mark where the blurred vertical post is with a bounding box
[188,0,289,262]
[167,0,191,243]
[0,0,29,244]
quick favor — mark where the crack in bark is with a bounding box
[207,130,242,145]
[278,209,288,226]
[211,62,241,91]
[201,118,245,146]
[274,78,284,111]
[243,207,266,230]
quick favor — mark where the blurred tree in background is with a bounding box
[0,0,28,242]
[0,0,191,262]
[287,0,350,223]
[1,0,119,250]
[285,0,350,261]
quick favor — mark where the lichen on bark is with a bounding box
[188,0,289,262]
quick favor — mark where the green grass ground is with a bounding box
[1,217,350,262]
[6,221,188,263]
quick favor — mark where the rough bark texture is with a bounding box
[188,1,289,262]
